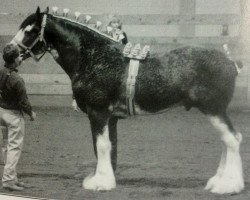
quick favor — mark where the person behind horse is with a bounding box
[108,16,128,45]
[0,43,36,191]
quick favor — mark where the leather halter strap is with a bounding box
[12,14,48,62]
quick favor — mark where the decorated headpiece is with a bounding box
[63,8,70,17]
[74,11,81,21]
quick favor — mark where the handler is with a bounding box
[0,43,36,191]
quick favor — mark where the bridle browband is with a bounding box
[12,14,48,62]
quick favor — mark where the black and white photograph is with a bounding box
[0,0,250,199]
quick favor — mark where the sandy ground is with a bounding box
[0,95,249,200]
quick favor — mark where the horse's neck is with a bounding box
[45,17,82,79]
[45,16,122,79]
[48,45,79,79]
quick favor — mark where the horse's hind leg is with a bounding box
[83,109,116,191]
[205,112,244,194]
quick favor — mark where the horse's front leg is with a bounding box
[109,117,118,171]
[83,109,116,191]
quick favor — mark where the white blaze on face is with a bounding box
[10,25,34,45]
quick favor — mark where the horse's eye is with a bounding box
[24,30,31,35]
[33,27,40,32]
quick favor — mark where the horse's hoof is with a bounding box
[205,175,244,194]
[205,175,220,191]
[83,172,116,191]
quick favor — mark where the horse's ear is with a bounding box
[35,7,42,24]
[36,6,41,17]
[44,7,49,14]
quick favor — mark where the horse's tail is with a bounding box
[223,44,243,75]
[235,60,243,69]
[234,60,243,75]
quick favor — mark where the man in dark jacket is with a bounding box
[0,43,36,191]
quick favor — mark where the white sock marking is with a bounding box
[205,116,244,194]
[96,125,113,175]
[83,125,116,190]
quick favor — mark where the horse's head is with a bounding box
[11,7,49,62]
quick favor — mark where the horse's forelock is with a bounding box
[20,13,41,30]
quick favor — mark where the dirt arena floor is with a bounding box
[0,95,249,200]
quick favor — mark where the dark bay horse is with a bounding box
[11,7,244,194]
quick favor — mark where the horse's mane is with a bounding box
[51,15,119,44]
[20,11,121,44]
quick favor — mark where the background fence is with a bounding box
[0,0,249,104]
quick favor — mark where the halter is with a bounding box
[12,14,48,62]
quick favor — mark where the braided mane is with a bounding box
[52,15,119,43]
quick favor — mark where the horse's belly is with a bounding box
[112,93,182,118]
[134,89,183,113]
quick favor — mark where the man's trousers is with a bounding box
[0,107,24,183]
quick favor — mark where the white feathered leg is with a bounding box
[205,116,244,194]
[205,142,226,191]
[83,125,116,191]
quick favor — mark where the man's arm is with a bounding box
[14,79,35,119]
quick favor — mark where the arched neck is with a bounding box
[43,15,123,79]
